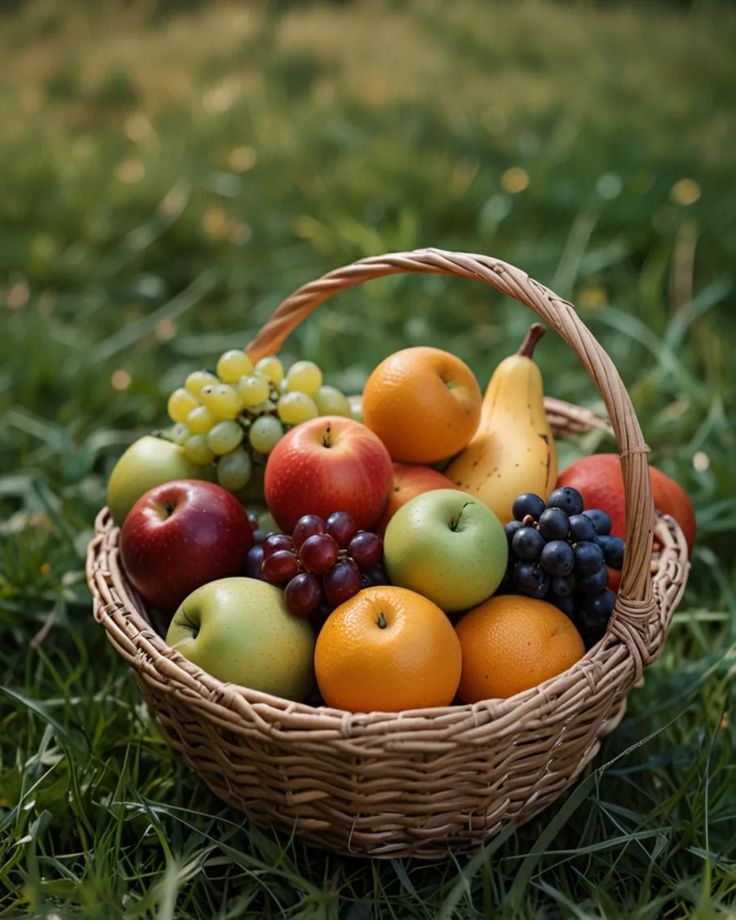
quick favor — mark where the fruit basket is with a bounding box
[86,248,690,858]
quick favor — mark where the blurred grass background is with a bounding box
[1,1,735,917]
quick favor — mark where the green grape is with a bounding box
[200,383,242,420]
[185,369,218,397]
[217,349,253,383]
[249,415,284,453]
[250,398,276,415]
[254,355,284,386]
[313,385,351,417]
[237,373,270,407]
[277,392,319,426]
[217,448,253,491]
[169,422,190,445]
[186,405,216,435]
[348,394,363,422]
[286,360,322,396]
[183,434,215,465]
[167,387,199,423]
[207,420,244,455]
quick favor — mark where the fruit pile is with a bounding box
[109,326,695,714]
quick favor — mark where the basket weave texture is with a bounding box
[86,249,690,858]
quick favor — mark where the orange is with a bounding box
[455,595,585,702]
[314,586,462,712]
[557,453,696,593]
[362,347,482,464]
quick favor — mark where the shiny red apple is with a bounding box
[264,416,392,533]
[120,479,253,620]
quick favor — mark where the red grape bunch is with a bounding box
[245,512,387,619]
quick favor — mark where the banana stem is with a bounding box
[517,323,545,358]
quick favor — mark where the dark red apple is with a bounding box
[120,480,253,619]
[264,416,392,533]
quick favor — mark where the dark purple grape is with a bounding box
[584,509,612,535]
[574,541,604,575]
[246,511,259,530]
[504,520,524,543]
[538,508,570,541]
[513,561,550,599]
[284,573,322,617]
[262,549,299,584]
[251,529,266,545]
[547,487,584,516]
[547,592,577,618]
[494,569,516,596]
[569,514,597,543]
[597,535,625,569]
[577,565,609,595]
[326,511,358,548]
[323,560,362,607]
[540,540,575,577]
[263,533,293,557]
[512,493,546,522]
[348,531,383,568]
[245,544,266,580]
[360,564,389,587]
[511,526,546,561]
[551,574,576,597]
[299,533,339,575]
[577,590,616,636]
[292,514,326,550]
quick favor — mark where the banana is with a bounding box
[445,324,556,524]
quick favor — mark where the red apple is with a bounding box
[120,480,253,620]
[264,416,392,533]
[377,462,461,534]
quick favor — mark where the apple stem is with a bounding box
[376,612,387,629]
[517,323,545,358]
[322,424,332,448]
[164,500,175,517]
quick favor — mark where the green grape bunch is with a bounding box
[165,351,354,494]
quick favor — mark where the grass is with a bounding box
[1,0,735,916]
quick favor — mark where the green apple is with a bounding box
[166,577,315,700]
[383,489,508,613]
[106,435,213,525]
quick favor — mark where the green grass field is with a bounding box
[1,1,735,916]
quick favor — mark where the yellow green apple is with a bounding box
[166,577,315,700]
[383,489,507,612]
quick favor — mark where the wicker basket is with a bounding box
[86,249,690,859]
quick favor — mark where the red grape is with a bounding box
[245,544,265,580]
[262,549,299,584]
[292,514,326,550]
[360,563,388,587]
[326,511,357,548]
[285,572,322,616]
[263,533,293,557]
[299,533,339,574]
[323,559,361,607]
[348,531,382,568]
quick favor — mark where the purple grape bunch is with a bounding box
[245,511,387,620]
[498,487,625,645]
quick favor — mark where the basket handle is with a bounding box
[246,248,657,669]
